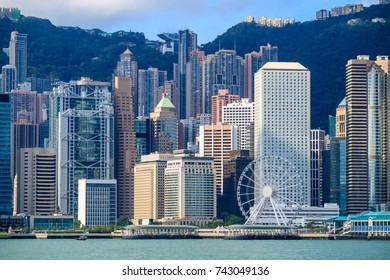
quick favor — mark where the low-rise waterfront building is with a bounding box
[29,215,74,231]
[78,179,117,227]
[348,212,390,236]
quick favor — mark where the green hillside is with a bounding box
[0,16,176,82]
[203,4,390,130]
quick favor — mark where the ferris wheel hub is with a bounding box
[262,186,273,198]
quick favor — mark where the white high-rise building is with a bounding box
[222,98,254,150]
[254,62,311,206]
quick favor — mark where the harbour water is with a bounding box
[1,239,389,260]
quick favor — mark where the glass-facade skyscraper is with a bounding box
[8,31,28,84]
[0,94,12,215]
[204,50,244,114]
[367,64,387,210]
[178,29,197,119]
[53,78,114,216]
[134,117,151,163]
[330,138,347,216]
[138,68,167,117]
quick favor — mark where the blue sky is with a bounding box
[2,0,379,43]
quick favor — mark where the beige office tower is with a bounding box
[16,148,56,215]
[114,76,137,219]
[150,95,178,153]
[133,153,174,222]
[199,124,238,196]
[336,98,346,138]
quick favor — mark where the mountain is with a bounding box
[203,4,390,130]
[1,4,390,129]
[0,16,176,82]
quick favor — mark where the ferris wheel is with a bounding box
[237,156,305,226]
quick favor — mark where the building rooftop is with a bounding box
[338,97,346,107]
[122,48,133,56]
[156,95,175,109]
[261,62,308,71]
[351,212,390,221]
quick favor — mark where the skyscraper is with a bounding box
[134,116,152,162]
[114,76,137,219]
[310,129,325,207]
[244,44,278,101]
[222,98,254,150]
[336,98,346,138]
[222,150,253,216]
[328,99,348,215]
[186,49,206,118]
[0,94,12,215]
[329,137,347,216]
[164,154,216,224]
[345,55,389,214]
[114,48,138,116]
[11,121,39,181]
[150,95,178,154]
[1,65,17,94]
[204,50,244,115]
[56,78,114,216]
[179,113,212,152]
[255,62,311,206]
[8,31,28,84]
[154,80,179,118]
[178,29,197,119]
[199,124,238,197]
[138,68,167,117]
[133,153,174,221]
[8,87,37,124]
[367,62,387,211]
[211,89,240,124]
[16,148,56,215]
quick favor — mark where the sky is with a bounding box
[1,0,379,44]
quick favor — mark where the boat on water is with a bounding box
[76,235,87,241]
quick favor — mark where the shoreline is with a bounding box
[1,233,389,241]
